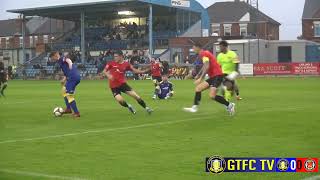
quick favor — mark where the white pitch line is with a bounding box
[0,169,89,180]
[0,114,211,144]
[0,93,153,105]
[0,106,306,144]
[302,175,320,180]
[0,100,57,105]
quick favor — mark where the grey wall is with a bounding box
[267,41,306,63]
[213,40,311,64]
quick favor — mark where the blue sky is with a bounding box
[0,0,305,40]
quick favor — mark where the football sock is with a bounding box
[64,97,71,109]
[214,95,230,107]
[194,92,201,105]
[119,101,129,108]
[137,98,147,108]
[70,101,79,114]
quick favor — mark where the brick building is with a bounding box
[302,0,320,42]
[207,0,280,40]
[0,17,74,65]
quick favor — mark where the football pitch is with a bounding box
[0,77,319,180]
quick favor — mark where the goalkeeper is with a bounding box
[217,40,242,101]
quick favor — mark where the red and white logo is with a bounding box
[305,159,316,171]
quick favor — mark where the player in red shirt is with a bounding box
[183,42,235,115]
[149,58,163,99]
[104,50,153,114]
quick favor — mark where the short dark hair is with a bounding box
[219,40,229,47]
[114,50,124,56]
[49,51,59,58]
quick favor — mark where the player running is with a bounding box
[217,40,242,101]
[150,58,163,99]
[155,75,174,100]
[0,62,8,97]
[50,51,81,118]
[104,50,153,115]
[183,42,235,115]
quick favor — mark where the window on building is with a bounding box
[211,24,220,36]
[19,37,23,48]
[6,37,9,48]
[240,24,248,36]
[30,36,33,47]
[43,35,49,44]
[314,21,320,37]
[34,36,38,45]
[224,24,232,36]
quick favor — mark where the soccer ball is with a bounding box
[53,107,64,117]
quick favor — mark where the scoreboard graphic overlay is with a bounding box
[205,156,318,174]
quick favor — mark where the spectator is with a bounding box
[138,50,146,64]
[116,33,121,40]
[130,50,140,65]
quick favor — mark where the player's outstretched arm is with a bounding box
[233,53,240,73]
[235,63,240,73]
[144,66,151,73]
[194,62,209,85]
[227,54,240,80]
[196,62,209,80]
[130,65,147,74]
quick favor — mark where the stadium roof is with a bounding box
[207,1,280,25]
[302,0,320,19]
[7,0,206,21]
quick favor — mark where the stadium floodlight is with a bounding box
[118,11,135,16]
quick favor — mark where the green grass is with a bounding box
[0,77,319,180]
